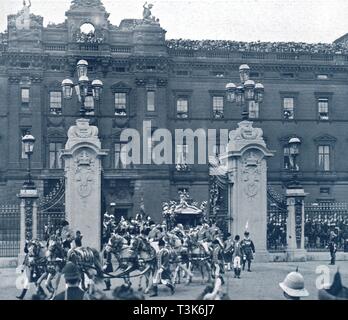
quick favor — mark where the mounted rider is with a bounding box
[61,220,75,254]
[197,223,211,254]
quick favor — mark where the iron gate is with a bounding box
[37,178,65,240]
[304,202,348,251]
[0,204,20,257]
[267,186,287,251]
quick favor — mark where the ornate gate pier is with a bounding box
[61,119,108,249]
[224,121,274,262]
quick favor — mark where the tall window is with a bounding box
[115,142,128,169]
[147,91,155,112]
[283,146,290,169]
[21,88,30,107]
[115,93,127,116]
[212,96,224,119]
[249,101,259,119]
[283,97,294,119]
[84,96,95,115]
[49,142,63,169]
[318,145,330,171]
[176,97,189,119]
[318,98,329,120]
[49,91,62,115]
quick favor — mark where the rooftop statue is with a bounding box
[15,0,31,30]
[142,2,159,24]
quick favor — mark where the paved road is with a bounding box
[0,260,347,300]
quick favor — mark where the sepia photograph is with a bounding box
[0,0,347,303]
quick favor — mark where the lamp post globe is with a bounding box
[22,134,35,155]
[225,82,236,103]
[22,134,36,189]
[77,59,88,78]
[92,79,103,100]
[255,83,264,103]
[239,64,250,82]
[62,79,74,99]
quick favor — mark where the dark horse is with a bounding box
[67,246,104,291]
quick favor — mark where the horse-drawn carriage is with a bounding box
[162,191,207,230]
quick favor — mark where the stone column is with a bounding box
[18,188,38,262]
[224,121,274,262]
[285,187,307,261]
[61,119,108,250]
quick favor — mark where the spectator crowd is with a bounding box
[166,39,348,55]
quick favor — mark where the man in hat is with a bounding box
[149,238,175,297]
[279,270,309,300]
[240,231,255,272]
[54,262,85,300]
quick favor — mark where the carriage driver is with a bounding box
[61,220,75,254]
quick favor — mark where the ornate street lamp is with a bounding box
[22,133,35,189]
[288,137,301,188]
[62,60,103,117]
[289,137,301,171]
[225,64,264,120]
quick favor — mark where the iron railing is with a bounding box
[0,204,20,257]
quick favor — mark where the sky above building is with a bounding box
[0,0,348,43]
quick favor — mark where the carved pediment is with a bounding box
[47,80,62,90]
[110,81,131,93]
[313,134,337,144]
[47,127,66,138]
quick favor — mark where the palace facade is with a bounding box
[1,0,348,222]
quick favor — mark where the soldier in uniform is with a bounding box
[328,232,337,265]
[149,239,175,297]
[241,231,255,272]
[223,233,234,271]
[211,239,225,282]
[232,235,243,279]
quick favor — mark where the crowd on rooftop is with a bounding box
[166,39,348,55]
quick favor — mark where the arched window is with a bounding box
[80,23,95,35]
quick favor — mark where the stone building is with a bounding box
[1,0,348,223]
